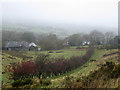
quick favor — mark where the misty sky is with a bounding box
[2,0,119,28]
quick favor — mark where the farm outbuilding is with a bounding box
[4,41,39,51]
[29,42,38,51]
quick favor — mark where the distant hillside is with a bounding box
[2,20,118,39]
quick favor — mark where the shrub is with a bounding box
[40,79,51,86]
[64,76,74,88]
[90,59,96,62]
[23,84,31,89]
[105,61,115,71]
[12,78,33,87]
[110,64,120,78]
[35,54,49,66]
[35,54,50,78]
[8,61,37,80]
[56,51,63,53]
[12,79,24,87]
[48,51,54,53]
[23,78,33,85]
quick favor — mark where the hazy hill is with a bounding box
[2,20,118,39]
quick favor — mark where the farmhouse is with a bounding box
[82,41,90,46]
[29,42,38,51]
[4,41,39,51]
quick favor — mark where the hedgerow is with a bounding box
[7,47,94,80]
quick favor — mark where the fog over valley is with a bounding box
[2,0,118,37]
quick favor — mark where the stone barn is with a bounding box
[4,41,38,51]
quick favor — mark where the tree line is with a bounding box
[2,30,119,50]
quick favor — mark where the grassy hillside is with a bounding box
[44,49,119,88]
[2,47,86,86]
[63,53,120,88]
[2,48,119,88]
[2,53,23,85]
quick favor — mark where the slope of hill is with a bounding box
[2,49,119,88]
[45,49,119,88]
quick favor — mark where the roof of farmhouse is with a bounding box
[5,41,37,48]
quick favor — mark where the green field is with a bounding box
[25,48,87,59]
[2,47,119,88]
[2,47,87,85]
